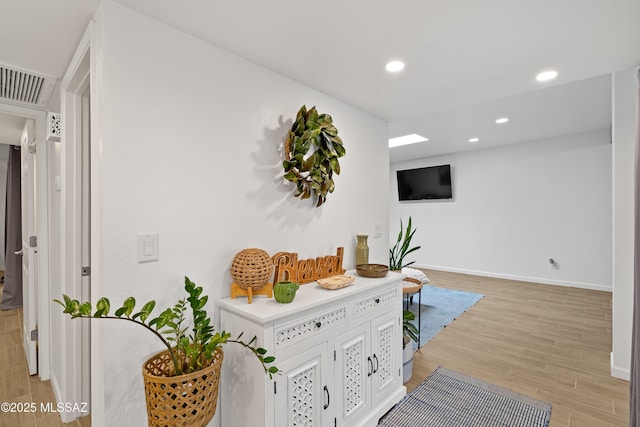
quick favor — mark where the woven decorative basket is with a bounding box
[142,348,223,427]
[230,248,273,289]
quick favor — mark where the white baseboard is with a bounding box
[49,370,69,420]
[611,352,631,381]
[49,370,62,404]
[415,264,612,292]
[50,369,82,423]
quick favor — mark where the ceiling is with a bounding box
[389,72,613,162]
[0,0,639,161]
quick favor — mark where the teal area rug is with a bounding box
[379,367,551,427]
[406,285,483,349]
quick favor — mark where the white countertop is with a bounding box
[217,270,405,324]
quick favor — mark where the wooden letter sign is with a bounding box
[272,247,345,284]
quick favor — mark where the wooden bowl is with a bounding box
[317,275,355,290]
[355,264,389,278]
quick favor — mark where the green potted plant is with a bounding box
[402,310,420,383]
[56,276,279,427]
[389,216,421,270]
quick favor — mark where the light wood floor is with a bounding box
[0,285,91,427]
[406,269,629,427]
[1,272,630,426]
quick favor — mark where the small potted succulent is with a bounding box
[56,276,279,427]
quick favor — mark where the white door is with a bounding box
[20,119,37,375]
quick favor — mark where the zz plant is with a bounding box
[283,105,345,207]
[389,216,421,270]
[55,276,280,378]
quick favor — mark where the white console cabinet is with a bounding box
[217,271,406,427]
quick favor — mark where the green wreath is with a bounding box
[283,105,346,207]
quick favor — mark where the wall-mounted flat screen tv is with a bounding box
[397,164,452,201]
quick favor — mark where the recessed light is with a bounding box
[386,61,405,73]
[388,134,428,148]
[536,70,558,82]
[469,138,479,143]
[495,117,509,124]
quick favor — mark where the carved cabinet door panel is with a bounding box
[334,323,371,427]
[370,312,402,407]
[274,342,331,427]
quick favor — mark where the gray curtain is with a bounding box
[0,146,22,310]
[631,69,640,426]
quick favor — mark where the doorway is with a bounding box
[0,104,50,381]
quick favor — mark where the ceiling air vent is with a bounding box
[0,65,56,107]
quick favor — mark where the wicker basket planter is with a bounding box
[56,276,279,427]
[142,348,224,427]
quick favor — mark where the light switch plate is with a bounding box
[137,233,159,263]
[374,223,383,238]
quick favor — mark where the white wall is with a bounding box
[390,129,612,290]
[90,2,389,426]
[611,66,638,380]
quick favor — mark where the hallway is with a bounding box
[0,284,91,427]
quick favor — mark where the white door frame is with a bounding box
[79,83,91,411]
[59,21,104,424]
[0,102,50,380]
